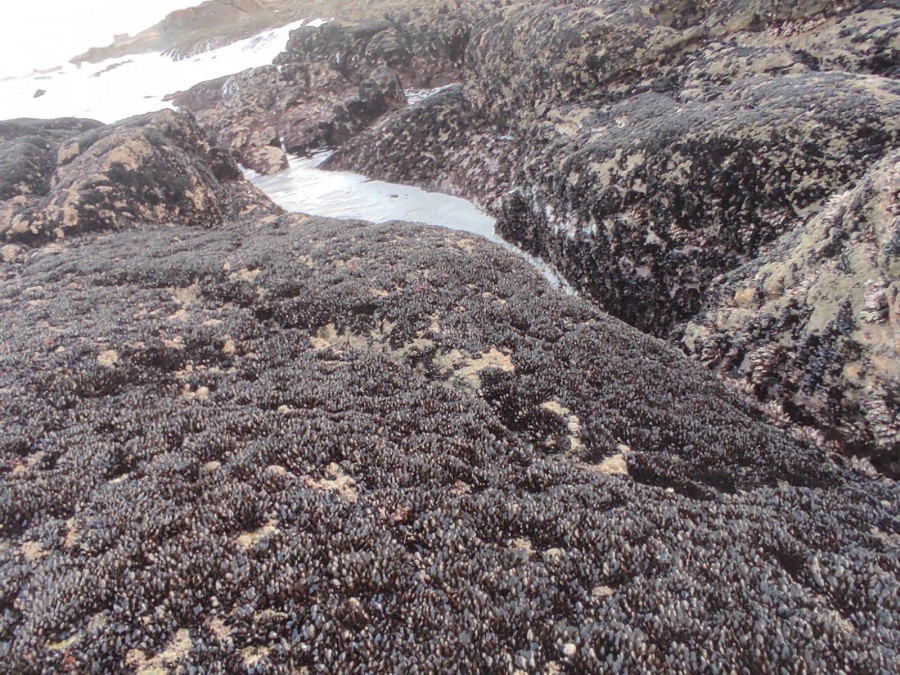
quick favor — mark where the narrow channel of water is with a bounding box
[248,152,575,294]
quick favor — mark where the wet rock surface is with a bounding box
[0,110,247,245]
[1,152,898,668]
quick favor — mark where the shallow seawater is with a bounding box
[248,152,496,237]
[248,153,575,293]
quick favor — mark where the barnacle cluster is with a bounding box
[1,212,898,672]
[683,151,900,475]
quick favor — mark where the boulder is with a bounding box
[173,62,407,168]
[320,66,407,148]
[172,65,291,175]
[0,110,247,243]
[169,3,504,170]
[0,118,102,202]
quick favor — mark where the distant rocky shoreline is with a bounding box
[1,0,899,671]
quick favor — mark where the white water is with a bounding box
[249,152,496,238]
[0,18,324,123]
[0,1,208,79]
[249,152,575,293]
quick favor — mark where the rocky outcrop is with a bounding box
[497,73,900,335]
[683,151,900,475]
[170,2,503,172]
[322,66,407,147]
[71,0,284,66]
[315,0,900,470]
[324,84,518,210]
[324,4,900,332]
[170,62,407,173]
[0,110,248,244]
[0,119,102,203]
[275,4,495,89]
[158,0,268,41]
[169,66,292,175]
[1,113,898,670]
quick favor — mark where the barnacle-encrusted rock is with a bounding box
[172,62,406,170]
[275,4,488,89]
[497,72,900,335]
[169,65,292,175]
[324,84,517,210]
[1,112,899,671]
[321,66,407,147]
[318,0,900,468]
[0,119,102,202]
[684,150,900,475]
[169,2,504,171]
[325,4,900,339]
[0,109,248,244]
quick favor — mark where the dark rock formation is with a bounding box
[169,65,291,175]
[0,110,247,244]
[497,73,900,335]
[0,119,102,204]
[316,0,900,469]
[322,66,407,147]
[684,151,900,476]
[324,84,518,211]
[169,62,407,173]
[170,2,504,172]
[275,5,489,89]
[0,113,898,671]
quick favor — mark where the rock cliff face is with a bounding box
[1,111,898,672]
[309,0,900,471]
[684,151,900,476]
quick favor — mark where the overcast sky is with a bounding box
[0,1,202,77]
